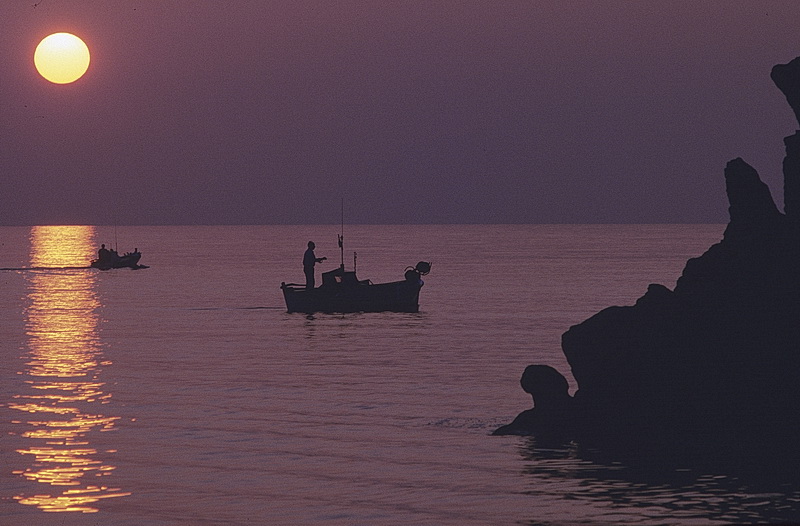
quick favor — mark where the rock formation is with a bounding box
[773,57,800,223]
[493,365,576,437]
[495,57,800,452]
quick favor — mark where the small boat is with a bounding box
[90,249,145,270]
[281,261,431,314]
[282,203,430,313]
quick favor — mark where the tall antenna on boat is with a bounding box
[339,197,344,271]
[111,191,119,252]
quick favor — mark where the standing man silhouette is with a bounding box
[303,241,326,289]
[98,243,111,263]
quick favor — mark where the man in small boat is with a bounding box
[303,241,327,289]
[98,244,111,263]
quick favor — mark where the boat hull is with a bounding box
[90,252,142,270]
[281,279,423,313]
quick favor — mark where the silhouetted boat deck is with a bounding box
[281,262,430,314]
[90,249,145,270]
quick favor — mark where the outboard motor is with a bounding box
[404,261,432,281]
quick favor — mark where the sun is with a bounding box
[34,33,91,84]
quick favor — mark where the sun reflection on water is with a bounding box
[9,226,129,513]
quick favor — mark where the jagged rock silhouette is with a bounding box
[495,57,800,456]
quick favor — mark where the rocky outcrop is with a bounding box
[495,57,800,450]
[493,365,577,437]
[772,56,800,222]
[772,56,800,130]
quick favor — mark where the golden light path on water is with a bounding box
[9,226,129,512]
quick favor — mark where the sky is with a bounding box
[2,1,800,225]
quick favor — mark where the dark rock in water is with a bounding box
[772,57,800,220]
[783,132,800,221]
[722,157,782,235]
[492,365,576,437]
[495,57,800,454]
[772,56,800,128]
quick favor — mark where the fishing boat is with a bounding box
[280,224,430,313]
[90,248,145,270]
[281,259,431,314]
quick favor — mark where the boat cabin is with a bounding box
[321,266,369,287]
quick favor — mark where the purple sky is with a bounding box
[2,1,800,225]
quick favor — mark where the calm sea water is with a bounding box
[1,224,798,525]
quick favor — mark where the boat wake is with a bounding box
[0,265,148,271]
[0,266,93,271]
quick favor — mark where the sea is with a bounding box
[1,224,799,525]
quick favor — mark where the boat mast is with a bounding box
[338,198,344,271]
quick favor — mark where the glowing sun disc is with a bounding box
[34,33,90,84]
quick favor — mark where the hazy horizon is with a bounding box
[3,2,799,225]
[0,221,731,227]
